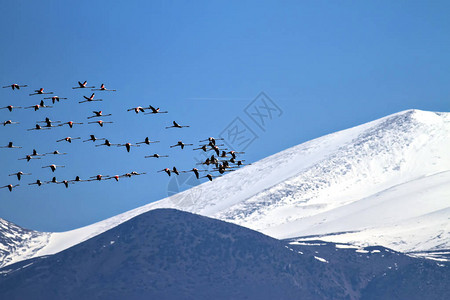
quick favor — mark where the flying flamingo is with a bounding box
[157,168,171,176]
[83,135,105,142]
[29,180,44,187]
[27,124,50,131]
[92,84,116,91]
[89,174,109,181]
[58,121,84,128]
[181,168,207,179]
[145,153,168,158]
[29,88,53,96]
[236,160,247,166]
[44,96,68,104]
[56,137,81,143]
[45,177,59,184]
[122,171,146,178]
[199,137,224,146]
[202,155,219,168]
[24,100,52,111]
[193,145,209,152]
[117,142,140,152]
[106,175,122,182]
[45,150,67,155]
[170,141,193,149]
[9,171,32,181]
[57,180,71,188]
[2,84,27,90]
[0,142,22,149]
[37,117,61,129]
[95,139,117,147]
[31,149,44,157]
[0,184,19,192]
[136,137,160,145]
[213,165,236,174]
[229,151,245,159]
[127,106,145,114]
[72,81,95,89]
[144,105,168,115]
[3,120,19,126]
[79,93,103,103]
[172,167,180,175]
[165,121,190,129]
[196,158,211,166]
[211,145,222,156]
[87,111,112,119]
[42,164,65,172]
[37,117,61,126]
[194,144,224,152]
[201,174,216,181]
[69,176,84,183]
[0,105,22,112]
[88,120,113,127]
[18,155,42,162]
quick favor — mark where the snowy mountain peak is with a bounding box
[1,109,449,267]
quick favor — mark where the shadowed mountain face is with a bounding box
[0,209,449,300]
[0,209,347,300]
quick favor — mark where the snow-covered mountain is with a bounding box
[1,109,449,267]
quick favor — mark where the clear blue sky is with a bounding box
[1,0,449,231]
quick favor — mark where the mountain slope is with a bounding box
[1,109,449,267]
[1,209,449,300]
[0,209,351,300]
[0,218,50,267]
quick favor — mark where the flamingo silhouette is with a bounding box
[42,164,65,172]
[165,121,190,129]
[72,81,95,89]
[136,137,160,145]
[0,105,22,112]
[9,171,32,181]
[117,142,140,152]
[56,137,81,143]
[92,83,116,91]
[79,93,103,103]
[144,105,168,115]
[58,121,84,128]
[170,141,193,150]
[88,120,113,127]
[83,135,106,142]
[181,168,207,179]
[29,180,44,187]
[25,100,53,111]
[157,168,171,176]
[2,84,27,90]
[29,88,53,96]
[87,111,112,119]
[45,150,67,155]
[3,120,19,126]
[0,184,19,192]
[18,155,42,162]
[127,106,145,114]
[145,153,168,158]
[1,142,22,148]
[44,95,68,104]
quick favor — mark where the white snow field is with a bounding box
[1,109,449,267]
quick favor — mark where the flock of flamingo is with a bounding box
[1,82,247,192]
